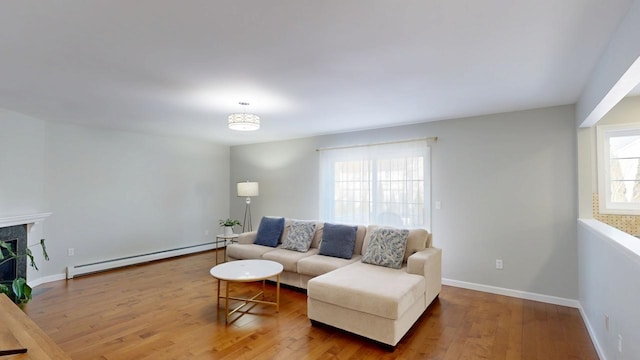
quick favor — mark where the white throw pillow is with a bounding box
[281,220,316,252]
[361,227,409,269]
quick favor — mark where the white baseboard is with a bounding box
[28,273,66,288]
[442,278,580,308]
[66,242,219,279]
[27,242,220,287]
[578,305,607,360]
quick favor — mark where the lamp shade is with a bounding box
[237,182,259,197]
[228,113,260,131]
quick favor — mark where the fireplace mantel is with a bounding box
[0,213,52,230]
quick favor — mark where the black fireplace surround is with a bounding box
[0,225,27,286]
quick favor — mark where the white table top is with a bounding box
[210,259,283,282]
[216,234,239,239]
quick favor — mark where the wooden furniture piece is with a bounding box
[214,234,239,264]
[210,259,283,324]
[0,295,71,359]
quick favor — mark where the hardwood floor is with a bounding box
[24,251,598,359]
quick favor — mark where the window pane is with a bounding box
[610,135,640,158]
[610,180,640,203]
[609,159,640,180]
[608,134,640,205]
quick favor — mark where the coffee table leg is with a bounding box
[276,274,280,312]
[225,281,230,324]
[217,279,221,309]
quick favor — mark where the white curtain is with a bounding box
[319,139,430,229]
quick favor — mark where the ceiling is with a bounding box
[0,1,635,145]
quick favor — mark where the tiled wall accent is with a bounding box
[592,193,640,235]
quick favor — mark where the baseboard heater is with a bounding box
[66,241,219,279]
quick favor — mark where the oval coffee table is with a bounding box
[210,259,284,324]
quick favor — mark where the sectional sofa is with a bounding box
[225,217,442,348]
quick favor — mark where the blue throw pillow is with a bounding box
[319,223,357,259]
[254,217,285,247]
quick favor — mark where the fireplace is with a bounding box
[0,225,27,287]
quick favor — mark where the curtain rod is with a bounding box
[315,136,438,152]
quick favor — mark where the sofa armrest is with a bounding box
[407,247,440,275]
[237,231,257,244]
[407,247,442,302]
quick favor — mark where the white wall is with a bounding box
[576,0,640,127]
[230,105,578,300]
[578,220,640,359]
[576,97,640,359]
[1,111,230,280]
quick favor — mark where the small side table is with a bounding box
[215,234,239,265]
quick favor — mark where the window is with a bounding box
[319,139,430,228]
[597,124,640,214]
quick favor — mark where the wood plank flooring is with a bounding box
[23,250,598,359]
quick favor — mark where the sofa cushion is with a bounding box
[297,254,361,277]
[254,217,285,247]
[262,248,319,272]
[226,243,278,260]
[318,223,358,259]
[281,220,316,252]
[352,225,367,256]
[310,222,324,249]
[404,228,429,261]
[307,261,425,320]
[361,227,409,269]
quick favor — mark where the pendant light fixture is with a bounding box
[228,102,260,131]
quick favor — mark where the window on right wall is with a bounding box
[597,123,640,214]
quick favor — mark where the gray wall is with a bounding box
[2,104,579,299]
[1,111,230,278]
[0,110,47,216]
[0,111,48,281]
[230,105,578,299]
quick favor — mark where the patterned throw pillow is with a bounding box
[281,221,317,252]
[361,227,409,269]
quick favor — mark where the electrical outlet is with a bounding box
[204,229,209,236]
[435,201,442,210]
[604,314,609,331]
[495,259,503,270]
[68,248,75,257]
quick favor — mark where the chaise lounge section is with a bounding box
[307,228,441,347]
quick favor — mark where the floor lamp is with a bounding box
[237,181,259,232]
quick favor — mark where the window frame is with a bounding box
[596,123,640,215]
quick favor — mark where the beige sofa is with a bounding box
[225,219,442,347]
[226,221,368,288]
